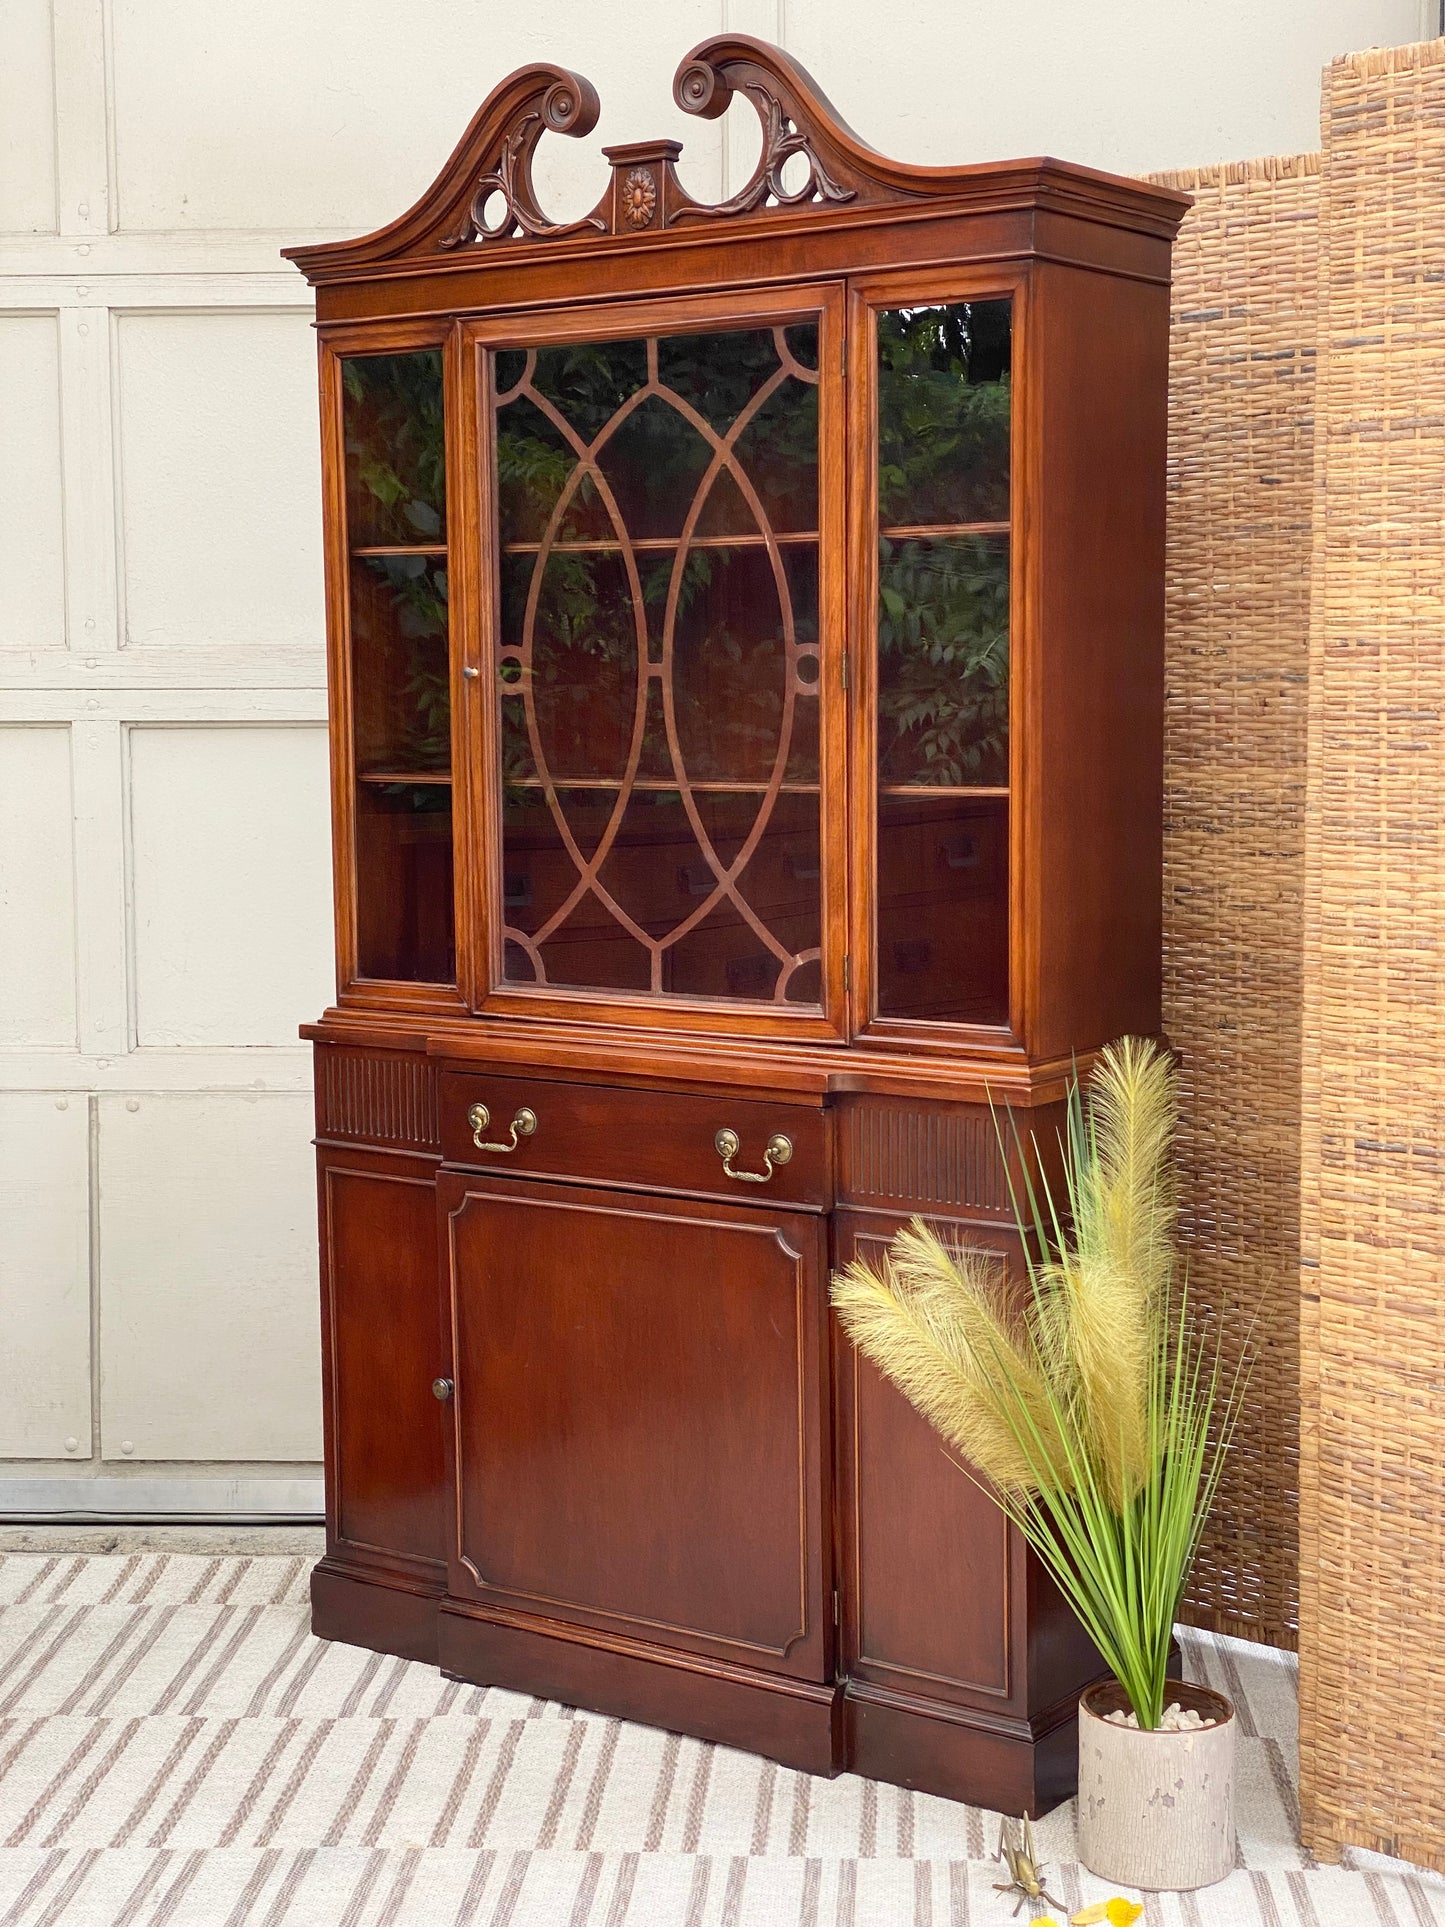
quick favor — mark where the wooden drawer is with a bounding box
[438,1070,830,1209]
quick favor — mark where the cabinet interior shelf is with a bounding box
[495,777,1009,798]
[358,769,453,786]
[503,776,821,795]
[357,773,1008,798]
[351,544,448,558]
[879,521,1009,542]
[880,784,1009,798]
[354,770,1009,793]
[501,531,816,557]
[498,520,1008,557]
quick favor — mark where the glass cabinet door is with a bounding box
[871,298,1012,1028]
[339,346,455,986]
[484,314,831,1012]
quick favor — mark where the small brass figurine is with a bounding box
[994,1813,1065,1917]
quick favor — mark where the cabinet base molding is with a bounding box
[312,1557,443,1667]
[437,1602,843,1777]
[843,1680,1079,1816]
[311,1571,1090,1808]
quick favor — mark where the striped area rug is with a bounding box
[0,1555,1438,1926]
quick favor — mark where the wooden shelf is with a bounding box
[357,776,1005,799]
[879,784,1009,798]
[351,544,448,558]
[503,776,820,795]
[352,774,1000,809]
[501,531,818,556]
[879,521,1009,541]
[358,769,452,786]
[498,522,1007,557]
[496,779,1003,798]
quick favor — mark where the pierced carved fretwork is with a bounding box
[283,35,1190,283]
[673,78,855,220]
[439,74,606,249]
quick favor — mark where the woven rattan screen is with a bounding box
[1298,41,1445,1875]
[1149,153,1319,1652]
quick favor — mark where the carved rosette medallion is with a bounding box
[621,168,658,229]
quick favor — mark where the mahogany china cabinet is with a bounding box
[286,38,1187,1815]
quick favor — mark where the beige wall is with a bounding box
[0,0,1428,1510]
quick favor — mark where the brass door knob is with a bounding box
[714,1127,793,1184]
[432,1377,454,1401]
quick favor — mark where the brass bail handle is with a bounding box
[468,1102,538,1154]
[714,1126,793,1184]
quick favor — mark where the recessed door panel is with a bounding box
[836,1219,1017,1707]
[323,1161,446,1567]
[443,1174,828,1679]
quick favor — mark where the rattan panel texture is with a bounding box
[1298,40,1445,1876]
[1149,152,1319,1653]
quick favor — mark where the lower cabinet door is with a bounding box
[320,1155,447,1571]
[439,1173,830,1681]
[834,1211,1022,1713]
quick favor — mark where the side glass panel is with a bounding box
[873,301,1011,1025]
[340,350,455,984]
[491,324,823,1007]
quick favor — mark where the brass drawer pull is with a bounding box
[714,1126,793,1184]
[468,1103,537,1154]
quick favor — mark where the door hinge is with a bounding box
[843,953,851,991]
[832,1586,841,1629]
[841,651,850,692]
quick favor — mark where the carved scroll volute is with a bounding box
[439,65,605,247]
[672,35,893,220]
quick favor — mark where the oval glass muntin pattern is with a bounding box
[505,329,816,997]
[471,294,843,1028]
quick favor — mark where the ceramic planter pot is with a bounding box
[1077,1679,1236,1891]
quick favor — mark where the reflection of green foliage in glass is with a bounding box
[878,538,1008,785]
[496,329,818,547]
[659,330,784,434]
[344,355,450,786]
[494,327,820,808]
[496,343,646,546]
[376,781,451,815]
[361,556,450,772]
[876,303,1011,786]
[343,352,446,544]
[877,303,1010,526]
[496,395,579,543]
[534,340,648,440]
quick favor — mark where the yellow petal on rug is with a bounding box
[1071,1903,1143,1927]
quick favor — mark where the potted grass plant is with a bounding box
[830,1038,1248,1892]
